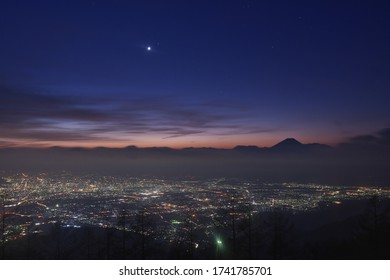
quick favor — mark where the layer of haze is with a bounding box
[1,129,390,186]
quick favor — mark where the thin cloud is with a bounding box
[342,127,390,147]
[1,84,279,145]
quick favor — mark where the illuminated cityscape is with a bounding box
[1,172,389,258]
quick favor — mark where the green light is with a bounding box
[171,220,182,225]
[215,238,223,259]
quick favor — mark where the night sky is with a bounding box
[1,0,389,148]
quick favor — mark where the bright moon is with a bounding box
[147,46,151,51]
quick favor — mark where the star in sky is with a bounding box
[0,1,388,148]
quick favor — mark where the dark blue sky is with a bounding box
[1,0,389,148]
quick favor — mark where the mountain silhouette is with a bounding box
[270,138,306,153]
[272,138,302,149]
[270,138,331,154]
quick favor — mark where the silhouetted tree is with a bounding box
[209,193,248,259]
[25,223,33,260]
[263,209,294,259]
[0,193,5,259]
[86,226,92,259]
[52,220,62,259]
[230,196,237,257]
[118,208,128,259]
[356,195,390,258]
[132,208,154,259]
[105,213,114,260]
[237,203,255,258]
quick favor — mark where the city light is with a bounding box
[0,173,388,247]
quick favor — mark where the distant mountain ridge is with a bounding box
[1,137,390,186]
[1,138,332,154]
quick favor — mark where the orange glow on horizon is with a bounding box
[0,134,339,149]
